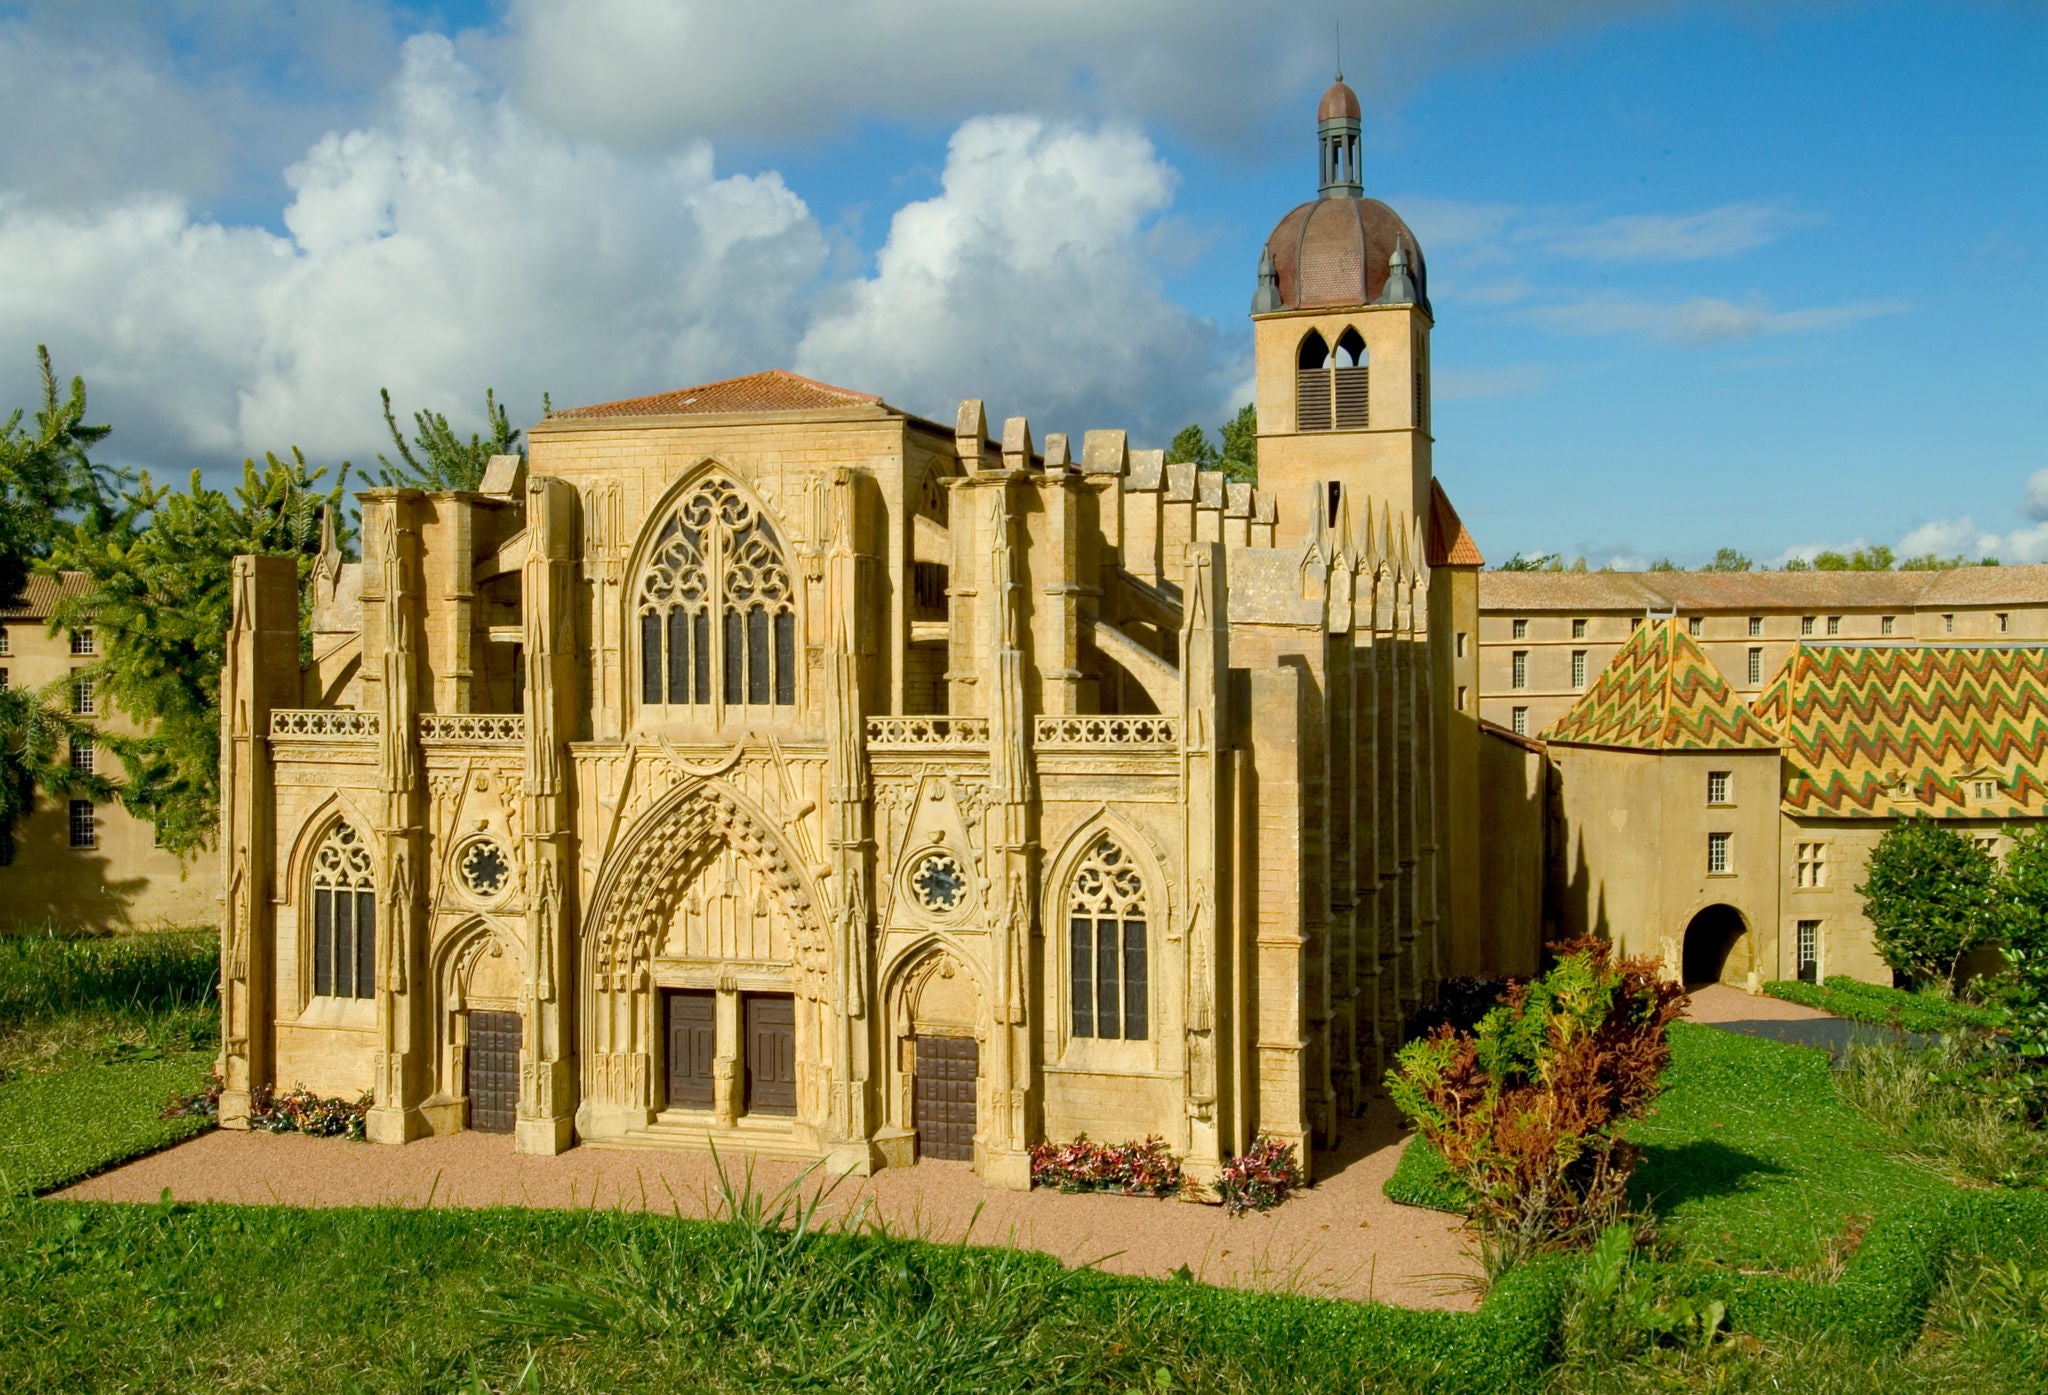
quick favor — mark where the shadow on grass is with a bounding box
[1632,1138,1786,1213]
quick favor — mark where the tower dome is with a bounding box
[1254,74,1430,315]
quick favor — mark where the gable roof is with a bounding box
[547,369,887,421]
[1751,644,2048,818]
[1425,479,1484,567]
[1542,617,1778,751]
[0,570,91,619]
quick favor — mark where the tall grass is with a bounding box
[1837,1035,2048,1189]
[0,926,217,1021]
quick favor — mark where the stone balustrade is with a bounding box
[269,709,379,738]
[1032,715,1178,747]
[865,716,990,747]
[419,714,526,742]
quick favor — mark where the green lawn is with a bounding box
[0,1057,214,1197]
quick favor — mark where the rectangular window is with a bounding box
[1974,834,2000,858]
[0,668,8,692]
[1881,615,1895,636]
[68,799,96,849]
[1974,779,1998,802]
[1122,917,1148,1039]
[1454,632,1467,659]
[1069,916,1093,1036]
[1572,618,1587,639]
[1748,647,1763,684]
[1800,616,1815,637]
[1094,919,1121,1039]
[1571,650,1586,688]
[70,737,93,775]
[1512,618,1527,639]
[70,628,94,655]
[1687,616,1703,637]
[1998,612,2010,633]
[72,675,95,715]
[1511,706,1528,736]
[0,626,9,654]
[1707,771,1730,805]
[1944,613,1955,634]
[1707,831,1730,875]
[1630,616,1643,632]
[1795,842,1826,888]
[640,612,663,704]
[1455,684,1468,711]
[1826,615,1841,636]
[1796,920,1820,983]
[1511,651,1527,689]
[1748,616,1762,637]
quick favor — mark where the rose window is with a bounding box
[459,839,511,899]
[910,851,967,912]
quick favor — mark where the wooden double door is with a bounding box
[913,1034,978,1161]
[664,989,797,1117]
[466,1009,521,1134]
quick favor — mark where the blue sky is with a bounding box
[0,0,2041,566]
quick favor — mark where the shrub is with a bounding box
[1384,937,1686,1273]
[1837,1035,2048,1188]
[1994,823,2048,1117]
[1213,1136,1304,1215]
[1860,816,1999,990]
[1027,1135,1186,1197]
[1763,975,2011,1034]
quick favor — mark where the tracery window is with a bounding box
[638,477,797,712]
[1068,835,1148,1041]
[311,821,376,1000]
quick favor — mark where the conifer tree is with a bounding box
[374,387,533,492]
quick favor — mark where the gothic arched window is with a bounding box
[638,477,797,712]
[1068,835,1148,1040]
[310,821,375,1000]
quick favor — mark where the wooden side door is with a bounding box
[664,989,717,1109]
[743,993,797,1116]
[466,1009,521,1135]
[912,1034,978,1161]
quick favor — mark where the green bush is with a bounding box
[1763,975,2011,1033]
[1859,816,1999,988]
[0,1057,214,1196]
[1382,1132,1470,1214]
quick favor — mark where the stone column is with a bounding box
[519,474,579,1154]
[1179,542,1230,1182]
[218,555,301,1129]
[1250,662,1310,1177]
[361,490,431,1145]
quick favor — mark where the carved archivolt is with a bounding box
[584,781,829,1000]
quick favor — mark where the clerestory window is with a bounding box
[638,477,797,714]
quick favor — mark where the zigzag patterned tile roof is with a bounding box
[1540,618,1777,749]
[1751,645,2048,817]
[1541,618,1778,751]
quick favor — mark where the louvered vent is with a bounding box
[1333,366,1369,428]
[1296,370,1332,431]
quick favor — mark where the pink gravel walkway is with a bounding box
[1683,982,1835,1024]
[57,1091,1480,1311]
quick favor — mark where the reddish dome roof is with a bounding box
[1318,77,1361,122]
[1263,196,1428,312]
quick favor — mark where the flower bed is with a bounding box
[1214,1137,1304,1215]
[162,1075,371,1141]
[1028,1135,1186,1197]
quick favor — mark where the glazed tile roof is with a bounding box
[1480,564,2048,613]
[1426,480,1484,567]
[1751,645,2048,818]
[547,369,886,421]
[1542,618,1778,751]
[0,570,90,618]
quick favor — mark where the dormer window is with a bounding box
[1973,778,1998,803]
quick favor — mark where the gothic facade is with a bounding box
[217,79,1493,1185]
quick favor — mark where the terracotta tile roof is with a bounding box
[1479,565,2048,615]
[547,369,885,421]
[1478,571,1667,612]
[1426,480,1484,567]
[0,570,91,618]
[1542,618,1777,751]
[1752,644,2048,818]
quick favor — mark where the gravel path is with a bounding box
[57,1091,1480,1310]
[1683,983,1835,1024]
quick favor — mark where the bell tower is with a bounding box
[1250,74,1433,550]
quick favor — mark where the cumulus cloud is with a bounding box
[0,36,1227,477]
[1526,292,1909,345]
[2023,468,2048,521]
[0,36,829,472]
[795,116,1224,437]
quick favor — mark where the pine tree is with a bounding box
[49,450,353,856]
[373,387,535,492]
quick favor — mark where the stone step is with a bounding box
[584,1113,821,1163]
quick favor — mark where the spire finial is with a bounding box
[1335,18,1342,83]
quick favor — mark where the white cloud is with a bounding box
[795,116,1222,438]
[1541,201,1808,262]
[2022,468,2048,522]
[0,36,1228,477]
[1526,292,1910,345]
[0,36,829,473]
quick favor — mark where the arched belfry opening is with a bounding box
[1681,904,1748,986]
[1296,330,1331,430]
[1333,326,1368,428]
